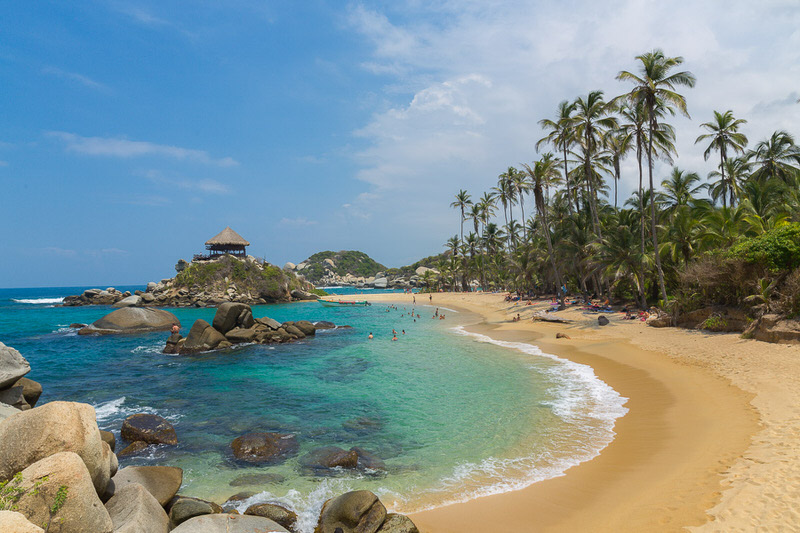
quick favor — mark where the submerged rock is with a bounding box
[229,473,285,487]
[230,432,299,464]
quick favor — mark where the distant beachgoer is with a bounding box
[402,329,406,335]
[392,329,397,335]
[392,334,398,341]
[368,332,373,339]
[413,296,416,304]
[429,294,432,302]
[435,308,439,317]
[171,323,179,334]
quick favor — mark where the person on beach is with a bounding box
[413,296,416,304]
[429,294,432,302]
[368,332,373,339]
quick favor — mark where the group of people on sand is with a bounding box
[623,308,650,321]
[511,313,522,322]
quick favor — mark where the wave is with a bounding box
[93,397,182,426]
[12,297,64,304]
[424,326,628,510]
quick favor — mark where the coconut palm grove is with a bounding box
[441,49,800,320]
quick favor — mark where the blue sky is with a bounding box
[1,1,798,287]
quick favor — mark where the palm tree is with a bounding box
[492,168,518,249]
[591,211,648,308]
[522,154,566,306]
[747,131,800,184]
[450,190,472,245]
[617,49,696,302]
[511,170,533,241]
[661,167,703,212]
[571,90,618,235]
[605,128,634,209]
[538,100,577,213]
[695,110,749,208]
[707,156,750,207]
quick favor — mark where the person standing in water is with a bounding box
[368,332,373,339]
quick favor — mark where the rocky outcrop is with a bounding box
[163,333,184,354]
[291,289,319,301]
[181,319,229,354]
[230,432,299,464]
[0,385,29,410]
[105,482,170,533]
[244,503,297,531]
[171,514,289,533]
[121,413,178,446]
[117,441,150,457]
[12,377,42,408]
[78,308,179,336]
[14,452,114,533]
[175,304,332,355]
[109,466,183,507]
[745,314,800,344]
[677,306,750,332]
[0,342,31,389]
[0,401,113,495]
[112,295,143,308]
[378,514,420,533]
[63,287,127,306]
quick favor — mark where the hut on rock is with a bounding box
[195,227,250,260]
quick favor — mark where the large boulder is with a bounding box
[109,466,183,507]
[372,278,388,289]
[105,482,169,533]
[171,514,289,533]
[291,289,319,301]
[112,295,143,308]
[315,491,386,533]
[0,342,31,389]
[230,432,299,464]
[0,511,44,533]
[168,496,223,527]
[163,333,184,354]
[121,413,178,445]
[78,308,179,335]
[0,386,30,410]
[244,503,297,531]
[181,319,227,354]
[377,514,419,533]
[256,317,283,330]
[0,401,112,494]
[294,320,316,336]
[225,327,258,344]
[99,430,115,452]
[12,377,42,408]
[748,314,800,344]
[212,303,251,334]
[14,452,113,533]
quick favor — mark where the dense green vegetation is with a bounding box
[298,250,386,282]
[175,255,308,301]
[438,49,800,318]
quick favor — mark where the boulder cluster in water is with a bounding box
[0,341,419,533]
[164,302,337,355]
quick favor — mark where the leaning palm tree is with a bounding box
[617,49,696,302]
[695,110,749,208]
[571,90,618,236]
[746,130,800,185]
[522,154,566,306]
[537,100,578,213]
[450,189,472,244]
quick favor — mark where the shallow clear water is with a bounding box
[0,286,627,531]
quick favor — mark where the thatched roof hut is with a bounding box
[202,227,249,258]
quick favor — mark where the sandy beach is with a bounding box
[346,292,800,532]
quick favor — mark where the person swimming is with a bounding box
[368,332,373,339]
[391,334,398,341]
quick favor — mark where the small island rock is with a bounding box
[230,432,299,464]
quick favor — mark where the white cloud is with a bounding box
[140,169,231,194]
[279,217,318,227]
[343,0,800,236]
[38,247,78,258]
[48,132,238,167]
[41,66,108,92]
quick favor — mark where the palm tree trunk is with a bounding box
[720,151,727,209]
[637,140,647,308]
[648,115,668,303]
[563,144,574,215]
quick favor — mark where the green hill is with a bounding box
[293,250,386,283]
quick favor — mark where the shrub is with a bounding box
[699,315,728,331]
[728,223,800,271]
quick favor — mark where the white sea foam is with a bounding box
[92,397,182,425]
[12,297,64,304]
[419,326,629,509]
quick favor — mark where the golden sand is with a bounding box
[347,292,799,532]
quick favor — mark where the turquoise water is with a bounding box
[0,286,626,531]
